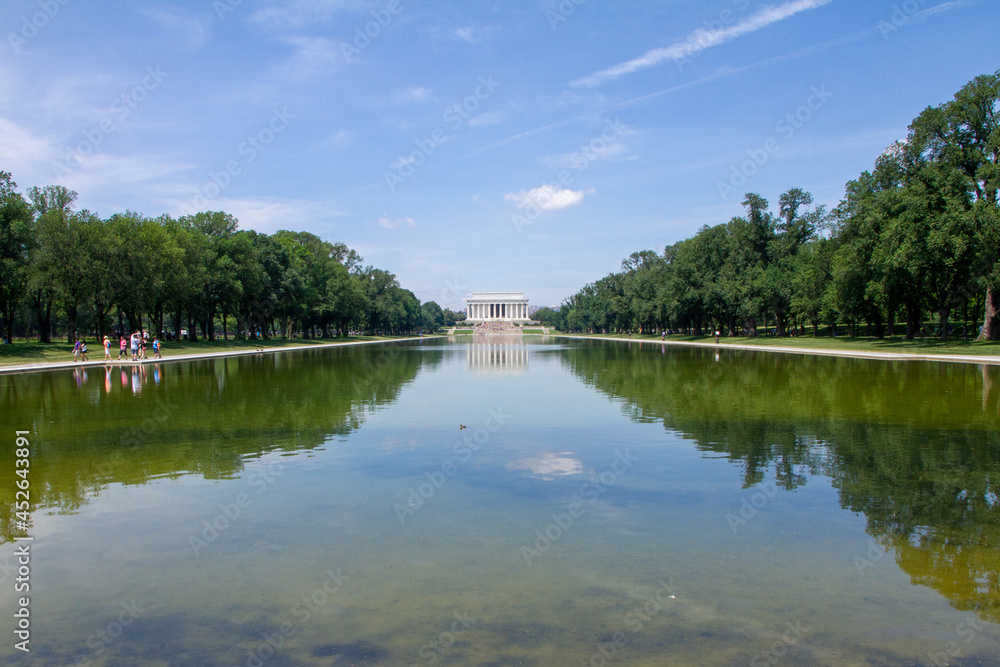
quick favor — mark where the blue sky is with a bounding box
[1,0,997,310]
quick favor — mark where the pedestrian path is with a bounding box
[0,336,433,375]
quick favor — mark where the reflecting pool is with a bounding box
[1,337,998,665]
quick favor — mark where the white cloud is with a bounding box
[326,129,352,148]
[454,26,478,44]
[543,139,629,169]
[571,0,833,87]
[271,35,341,80]
[452,24,494,45]
[399,87,432,104]
[377,216,416,229]
[505,185,593,212]
[249,0,369,30]
[467,110,506,127]
[141,8,211,52]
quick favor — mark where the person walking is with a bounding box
[152,337,161,359]
[103,335,112,362]
[79,339,89,362]
[118,335,127,360]
[130,331,139,361]
[72,338,81,362]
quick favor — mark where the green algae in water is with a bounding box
[0,338,998,665]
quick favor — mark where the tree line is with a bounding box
[0,180,463,343]
[541,71,1000,340]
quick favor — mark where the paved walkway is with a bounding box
[550,334,1000,366]
[0,336,433,375]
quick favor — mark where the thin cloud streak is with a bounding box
[570,0,833,88]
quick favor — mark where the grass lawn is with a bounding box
[552,331,1000,356]
[0,335,423,367]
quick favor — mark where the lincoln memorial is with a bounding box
[464,292,531,324]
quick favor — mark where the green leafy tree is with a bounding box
[420,301,444,332]
[0,172,32,343]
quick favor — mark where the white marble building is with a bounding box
[464,292,531,324]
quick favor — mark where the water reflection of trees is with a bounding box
[0,343,432,543]
[562,341,1000,623]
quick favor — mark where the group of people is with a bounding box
[473,321,522,336]
[73,331,161,363]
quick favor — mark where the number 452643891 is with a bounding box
[15,432,30,526]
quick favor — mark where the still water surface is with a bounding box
[1,337,998,665]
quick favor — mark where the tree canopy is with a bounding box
[554,71,1000,341]
[0,185,435,342]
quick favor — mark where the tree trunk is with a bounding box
[963,298,969,341]
[93,300,109,340]
[938,308,950,340]
[66,304,78,344]
[775,310,785,337]
[32,290,52,343]
[904,303,921,340]
[977,286,999,341]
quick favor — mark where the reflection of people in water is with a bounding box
[153,365,161,385]
[73,368,87,387]
[131,367,142,395]
[984,364,997,414]
[105,367,112,394]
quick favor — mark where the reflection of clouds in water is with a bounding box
[510,452,583,479]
